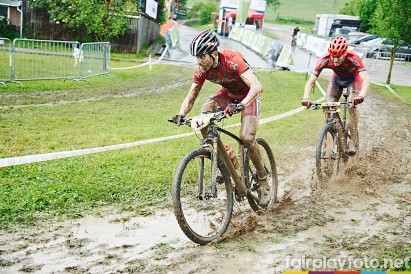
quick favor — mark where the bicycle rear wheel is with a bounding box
[316,124,340,182]
[172,148,233,245]
[246,138,278,211]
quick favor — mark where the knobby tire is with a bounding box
[246,138,278,211]
[316,124,340,182]
[172,148,233,245]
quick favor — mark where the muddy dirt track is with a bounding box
[1,84,410,274]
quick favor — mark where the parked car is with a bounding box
[360,38,411,61]
[348,34,379,46]
[359,38,384,57]
[332,28,354,37]
[347,31,367,41]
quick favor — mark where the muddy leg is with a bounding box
[349,107,359,151]
[240,116,265,177]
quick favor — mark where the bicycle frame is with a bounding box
[319,92,351,159]
[201,121,250,198]
[171,111,277,244]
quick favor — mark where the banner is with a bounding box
[145,0,158,19]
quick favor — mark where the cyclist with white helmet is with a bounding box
[170,29,270,207]
[301,35,370,155]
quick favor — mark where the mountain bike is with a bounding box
[169,111,278,245]
[311,91,359,182]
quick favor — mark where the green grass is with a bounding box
[187,0,350,23]
[186,0,351,33]
[0,62,408,229]
[369,83,411,106]
[389,84,411,103]
[267,0,351,22]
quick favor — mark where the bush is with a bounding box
[187,2,218,25]
[0,17,20,39]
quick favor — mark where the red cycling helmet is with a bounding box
[328,35,348,57]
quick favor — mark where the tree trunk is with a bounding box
[386,48,395,84]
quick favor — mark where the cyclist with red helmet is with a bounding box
[170,29,270,207]
[301,35,370,155]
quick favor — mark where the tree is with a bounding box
[339,0,378,32]
[29,0,165,42]
[187,2,217,24]
[339,0,361,15]
[358,0,378,32]
[266,0,280,12]
[371,0,411,84]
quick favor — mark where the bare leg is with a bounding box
[348,89,360,152]
[348,107,359,151]
[241,116,270,206]
[240,116,265,178]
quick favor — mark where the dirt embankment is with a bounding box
[0,86,410,273]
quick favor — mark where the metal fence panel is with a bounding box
[79,42,110,78]
[12,39,80,81]
[363,51,411,75]
[0,38,11,86]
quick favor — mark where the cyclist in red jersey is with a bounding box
[170,29,270,207]
[301,35,370,155]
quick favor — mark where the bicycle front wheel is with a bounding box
[246,138,278,211]
[316,124,340,182]
[172,148,233,245]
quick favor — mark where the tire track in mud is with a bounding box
[0,79,192,110]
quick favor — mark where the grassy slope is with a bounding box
[186,0,351,24]
[266,0,351,22]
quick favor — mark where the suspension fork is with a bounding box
[211,137,219,196]
[238,143,249,189]
[336,114,348,159]
[199,124,220,198]
[198,156,204,200]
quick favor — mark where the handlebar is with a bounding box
[309,101,352,110]
[168,111,227,129]
[183,111,226,126]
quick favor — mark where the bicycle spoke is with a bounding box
[172,149,233,245]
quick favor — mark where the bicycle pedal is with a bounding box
[234,188,244,202]
[347,150,356,156]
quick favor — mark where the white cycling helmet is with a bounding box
[190,29,220,56]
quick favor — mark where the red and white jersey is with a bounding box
[313,51,366,77]
[193,50,250,94]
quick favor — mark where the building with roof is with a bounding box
[0,0,22,37]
